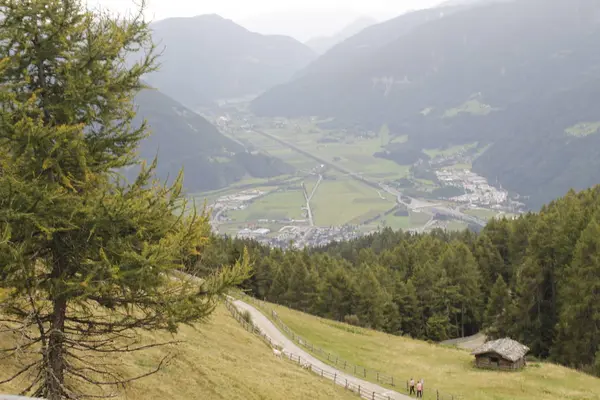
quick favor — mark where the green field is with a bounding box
[258,302,600,400]
[311,178,395,226]
[378,214,411,230]
[227,190,306,222]
[565,122,600,137]
[444,99,496,118]
[464,208,501,220]
[303,175,320,198]
[446,162,472,170]
[264,125,411,180]
[191,175,300,206]
[445,220,470,231]
[0,305,357,400]
[424,142,478,159]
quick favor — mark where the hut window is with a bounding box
[491,356,499,365]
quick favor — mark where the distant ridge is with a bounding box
[143,14,316,109]
[305,17,378,54]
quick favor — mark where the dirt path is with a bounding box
[441,333,487,350]
[233,299,412,400]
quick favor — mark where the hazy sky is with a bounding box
[90,0,445,40]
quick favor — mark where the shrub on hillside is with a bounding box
[242,310,253,326]
[344,314,360,326]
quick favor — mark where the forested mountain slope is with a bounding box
[252,0,600,208]
[144,14,316,109]
[203,185,600,376]
[130,89,293,191]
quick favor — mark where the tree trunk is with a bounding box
[461,305,465,338]
[47,296,67,400]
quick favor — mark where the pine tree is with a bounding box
[439,242,482,337]
[552,217,600,368]
[315,264,358,321]
[474,234,506,292]
[394,279,422,337]
[0,1,250,398]
[483,276,509,335]
[355,266,387,329]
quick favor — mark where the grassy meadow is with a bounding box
[565,122,600,137]
[257,301,600,400]
[0,305,358,400]
[311,177,395,226]
[443,99,497,118]
[227,189,307,222]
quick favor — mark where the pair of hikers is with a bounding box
[409,378,424,398]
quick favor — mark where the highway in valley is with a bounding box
[252,129,485,228]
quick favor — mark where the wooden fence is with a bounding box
[225,299,400,400]
[238,295,458,400]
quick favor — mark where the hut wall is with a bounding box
[474,353,525,370]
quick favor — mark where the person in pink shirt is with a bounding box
[416,380,423,398]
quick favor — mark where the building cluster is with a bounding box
[209,190,266,228]
[238,225,363,249]
[436,169,509,206]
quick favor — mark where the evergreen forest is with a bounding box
[201,186,600,375]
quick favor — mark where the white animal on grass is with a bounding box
[272,348,282,358]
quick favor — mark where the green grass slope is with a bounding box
[259,301,600,400]
[0,305,358,400]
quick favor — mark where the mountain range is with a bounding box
[143,14,316,109]
[129,88,293,192]
[251,0,600,208]
[305,17,378,54]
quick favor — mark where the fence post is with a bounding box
[372,392,375,400]
[364,368,366,378]
[391,376,394,386]
[358,386,361,396]
[377,372,379,382]
[354,365,356,374]
[437,390,439,400]
[345,379,348,389]
[344,361,347,369]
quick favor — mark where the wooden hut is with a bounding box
[471,338,529,370]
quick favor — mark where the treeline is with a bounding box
[202,186,600,375]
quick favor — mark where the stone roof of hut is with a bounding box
[471,338,530,362]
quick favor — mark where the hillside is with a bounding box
[252,0,600,208]
[0,305,359,400]
[130,88,293,192]
[305,17,377,55]
[209,184,600,375]
[144,14,316,109]
[253,300,600,400]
